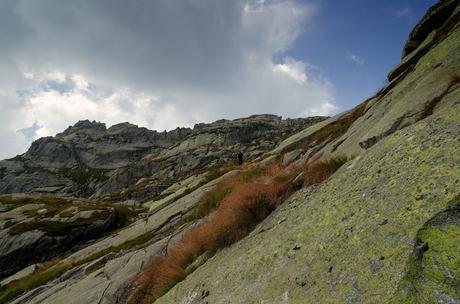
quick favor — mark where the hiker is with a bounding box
[237,151,244,166]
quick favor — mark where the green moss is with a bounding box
[0,195,68,208]
[76,231,156,266]
[204,164,234,183]
[8,207,114,236]
[276,101,368,155]
[391,195,460,303]
[186,252,212,274]
[187,186,233,222]
[112,205,136,228]
[315,103,367,143]
[0,265,70,304]
[1,217,151,303]
[60,166,109,192]
[239,165,265,182]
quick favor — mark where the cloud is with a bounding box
[0,0,336,159]
[349,54,365,66]
[396,7,412,18]
[394,7,415,22]
[274,57,309,83]
[18,121,42,141]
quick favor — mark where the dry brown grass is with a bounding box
[127,163,295,303]
[302,156,349,187]
[127,157,348,303]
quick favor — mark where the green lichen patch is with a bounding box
[391,195,460,303]
[76,231,157,266]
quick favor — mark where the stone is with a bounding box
[1,264,38,286]
[292,172,305,188]
[2,3,459,303]
[10,237,169,304]
[68,210,97,222]
[0,196,117,280]
[282,149,303,166]
[36,209,48,215]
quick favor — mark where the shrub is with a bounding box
[303,156,349,187]
[289,101,368,154]
[310,102,367,145]
[113,205,136,228]
[127,163,294,303]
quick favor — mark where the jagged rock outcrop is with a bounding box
[0,115,324,200]
[402,0,459,58]
[94,115,323,201]
[0,195,117,280]
[0,120,193,197]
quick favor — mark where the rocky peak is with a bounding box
[107,122,142,134]
[0,114,324,199]
[402,0,458,58]
[59,120,107,137]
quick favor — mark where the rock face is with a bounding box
[0,115,324,200]
[1,2,459,304]
[402,0,459,58]
[154,2,460,303]
[158,101,460,303]
[0,195,117,280]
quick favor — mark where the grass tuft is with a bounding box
[303,156,349,187]
[127,163,295,303]
[0,263,70,304]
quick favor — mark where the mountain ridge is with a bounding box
[0,1,459,303]
[0,114,325,199]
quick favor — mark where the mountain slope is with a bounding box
[1,1,459,303]
[155,2,460,303]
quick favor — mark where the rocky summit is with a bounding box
[0,115,323,200]
[0,1,459,304]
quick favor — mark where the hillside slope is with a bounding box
[1,1,459,304]
[156,1,460,303]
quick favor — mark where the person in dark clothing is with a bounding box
[237,151,244,166]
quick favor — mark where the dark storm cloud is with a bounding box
[14,0,245,91]
[0,0,336,159]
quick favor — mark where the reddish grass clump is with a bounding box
[127,164,295,303]
[302,156,348,187]
[127,157,348,303]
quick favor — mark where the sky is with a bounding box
[0,0,436,159]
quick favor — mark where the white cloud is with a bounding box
[274,57,308,83]
[18,73,192,141]
[396,7,412,18]
[0,0,337,159]
[349,54,365,66]
[303,101,338,117]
